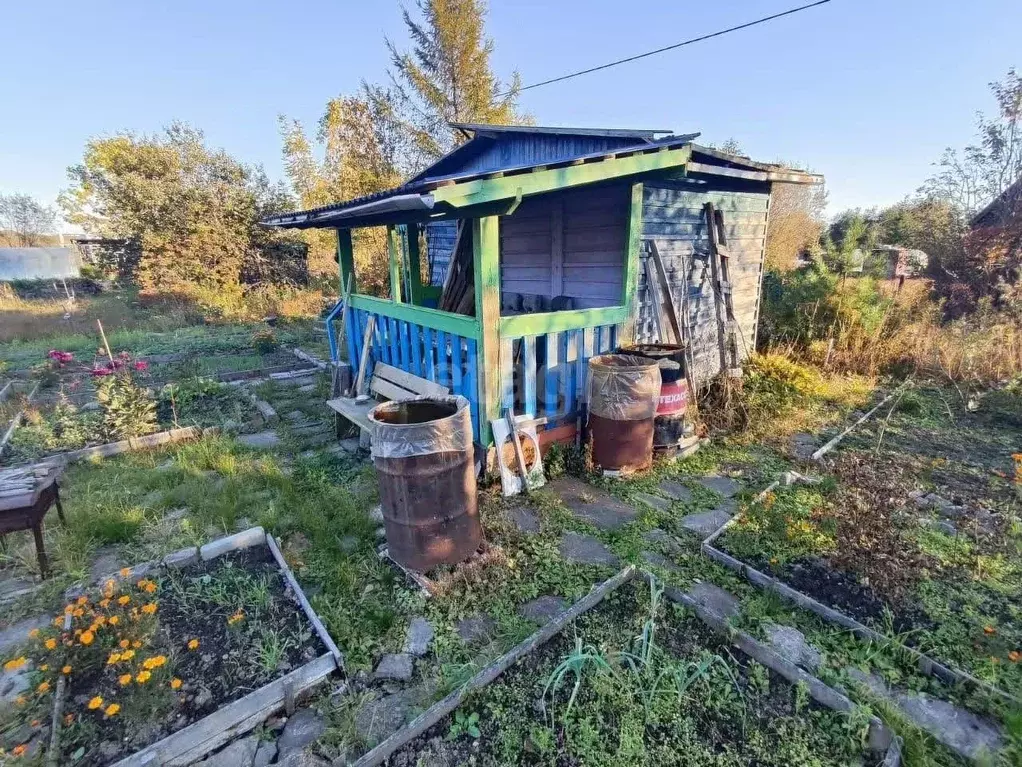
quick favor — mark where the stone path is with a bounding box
[696,475,742,498]
[685,582,741,620]
[845,668,1002,760]
[763,623,822,672]
[519,595,569,625]
[508,505,540,534]
[680,501,736,537]
[657,480,693,503]
[456,613,496,644]
[546,477,639,530]
[238,430,282,449]
[558,532,619,567]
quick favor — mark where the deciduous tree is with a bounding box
[0,193,56,246]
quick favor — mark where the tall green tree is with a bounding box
[279,90,406,289]
[0,193,57,247]
[61,123,294,294]
[386,0,529,166]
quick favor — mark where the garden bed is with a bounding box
[709,385,1022,704]
[1,529,339,766]
[377,577,896,767]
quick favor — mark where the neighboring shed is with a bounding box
[263,124,822,446]
[0,247,81,281]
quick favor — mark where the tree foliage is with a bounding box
[386,0,528,166]
[0,193,57,247]
[61,123,296,296]
[764,180,828,271]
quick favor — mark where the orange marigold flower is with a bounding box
[136,670,151,684]
[72,608,84,618]
[4,656,27,672]
[132,641,142,649]
[119,639,130,649]
[170,678,182,690]
[144,582,157,594]
[984,625,997,635]
[109,616,120,626]
[107,653,121,665]
[187,639,199,651]
[80,631,95,646]
[61,665,71,674]
[13,744,27,757]
[119,568,130,577]
[1009,651,1021,663]
[28,628,40,639]
[118,673,132,686]
[37,681,50,693]
[15,695,26,705]
[87,696,103,709]
[117,596,130,606]
[104,703,120,717]
[141,602,158,615]
[99,598,111,608]
[120,649,135,660]
[39,664,48,672]
[76,596,87,606]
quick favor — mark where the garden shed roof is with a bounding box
[262,124,821,230]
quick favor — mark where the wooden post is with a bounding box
[96,320,114,363]
[406,224,424,306]
[474,216,501,446]
[336,228,356,295]
[387,225,403,304]
[619,182,644,344]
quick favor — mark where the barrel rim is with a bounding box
[367,394,470,430]
[588,353,660,372]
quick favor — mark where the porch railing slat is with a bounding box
[544,332,560,417]
[451,334,464,400]
[522,335,537,417]
[500,337,514,413]
[466,338,480,441]
[409,323,422,378]
[400,321,412,372]
[581,327,595,403]
[388,318,400,369]
[423,327,436,382]
[436,331,450,389]
[563,330,578,416]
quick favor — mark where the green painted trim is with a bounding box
[387,225,403,303]
[349,294,480,339]
[419,285,442,302]
[406,224,425,306]
[620,181,644,343]
[336,229,356,294]
[473,216,501,446]
[432,147,691,207]
[499,306,629,338]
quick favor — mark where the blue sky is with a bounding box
[2,0,1019,226]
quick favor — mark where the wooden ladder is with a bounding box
[703,202,742,375]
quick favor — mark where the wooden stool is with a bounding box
[0,468,67,578]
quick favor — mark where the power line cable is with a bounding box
[501,0,833,96]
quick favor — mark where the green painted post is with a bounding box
[406,224,424,306]
[387,225,403,303]
[619,182,644,344]
[336,228,356,294]
[473,215,501,446]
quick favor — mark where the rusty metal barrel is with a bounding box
[617,344,690,452]
[587,354,662,474]
[368,395,481,571]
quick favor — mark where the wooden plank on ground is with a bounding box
[374,363,449,397]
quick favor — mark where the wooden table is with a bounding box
[0,466,67,578]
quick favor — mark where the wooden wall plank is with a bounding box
[522,335,537,417]
[544,332,560,417]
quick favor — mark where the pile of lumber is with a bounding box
[438,222,475,315]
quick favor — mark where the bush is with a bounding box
[94,370,157,440]
[252,328,278,354]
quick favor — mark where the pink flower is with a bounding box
[90,368,114,377]
[133,361,149,372]
[118,351,131,360]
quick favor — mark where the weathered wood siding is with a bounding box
[637,181,770,383]
[425,220,458,286]
[499,184,627,309]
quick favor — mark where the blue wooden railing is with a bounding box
[500,324,617,420]
[345,307,480,441]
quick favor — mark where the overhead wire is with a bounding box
[499,0,833,97]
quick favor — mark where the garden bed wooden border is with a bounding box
[47,526,343,767]
[6,426,214,471]
[349,565,901,767]
[700,473,1022,708]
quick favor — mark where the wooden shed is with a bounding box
[263,124,821,446]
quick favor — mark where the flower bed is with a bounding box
[2,543,332,765]
[379,579,894,767]
[712,385,1022,703]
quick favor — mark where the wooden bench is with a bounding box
[326,362,450,433]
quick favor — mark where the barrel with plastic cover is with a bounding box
[368,396,481,571]
[587,354,662,474]
[617,344,690,451]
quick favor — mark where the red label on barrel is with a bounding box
[657,380,689,415]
